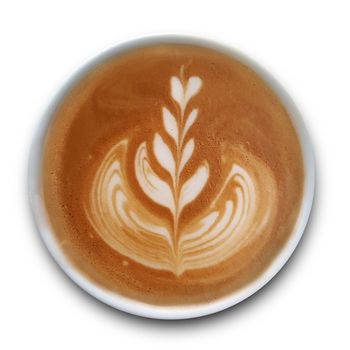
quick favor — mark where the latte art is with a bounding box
[41,44,304,305]
[86,69,278,276]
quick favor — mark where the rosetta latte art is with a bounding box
[86,68,278,276]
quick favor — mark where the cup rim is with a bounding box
[28,34,315,320]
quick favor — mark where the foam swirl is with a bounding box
[86,69,278,276]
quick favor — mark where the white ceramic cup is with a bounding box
[28,35,315,320]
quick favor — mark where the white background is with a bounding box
[1,0,349,348]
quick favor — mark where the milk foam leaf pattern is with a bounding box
[170,77,184,109]
[179,162,209,213]
[87,68,278,276]
[185,77,202,105]
[183,109,198,139]
[179,138,194,173]
[153,133,175,179]
[135,142,175,214]
[86,141,174,272]
[162,107,178,145]
[171,76,202,112]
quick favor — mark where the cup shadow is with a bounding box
[26,164,319,331]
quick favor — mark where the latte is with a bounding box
[41,43,304,305]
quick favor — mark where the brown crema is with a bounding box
[41,44,304,305]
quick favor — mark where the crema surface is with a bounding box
[42,44,304,305]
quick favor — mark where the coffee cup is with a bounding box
[29,35,315,319]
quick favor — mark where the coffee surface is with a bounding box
[42,44,304,305]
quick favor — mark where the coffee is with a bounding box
[41,44,304,305]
